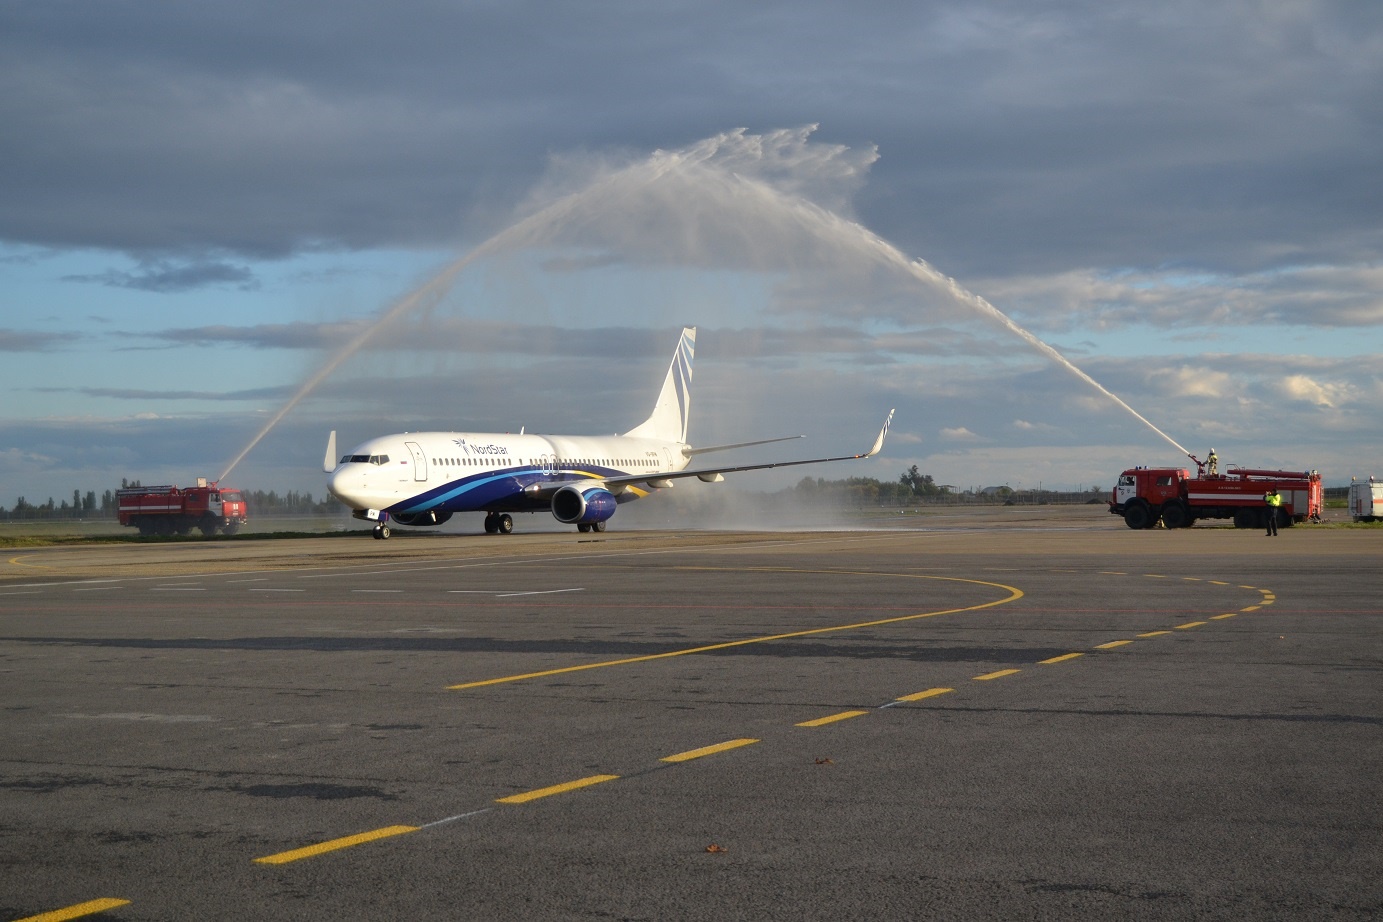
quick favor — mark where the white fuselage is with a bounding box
[327,431,689,517]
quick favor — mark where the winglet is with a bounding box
[323,430,337,473]
[863,409,894,458]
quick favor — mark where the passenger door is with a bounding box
[405,441,428,482]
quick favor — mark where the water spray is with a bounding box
[220,127,1190,481]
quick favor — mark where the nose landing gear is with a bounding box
[372,523,392,540]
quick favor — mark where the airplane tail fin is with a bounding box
[624,327,695,443]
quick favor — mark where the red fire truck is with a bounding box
[1110,465,1322,530]
[116,479,248,536]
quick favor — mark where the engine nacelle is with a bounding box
[551,485,618,525]
[391,510,452,527]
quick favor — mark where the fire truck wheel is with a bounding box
[1160,502,1188,529]
[223,523,240,536]
[1123,503,1152,529]
[200,522,218,537]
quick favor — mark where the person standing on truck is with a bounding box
[1207,448,1218,477]
[1264,488,1281,536]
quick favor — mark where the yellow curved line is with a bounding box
[449,568,1023,690]
[7,555,54,570]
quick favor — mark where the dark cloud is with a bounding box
[33,385,294,402]
[63,258,258,292]
[0,1,1378,277]
[0,329,81,351]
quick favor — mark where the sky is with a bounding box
[2,0,1381,509]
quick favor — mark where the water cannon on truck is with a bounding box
[1110,464,1321,530]
[116,479,248,537]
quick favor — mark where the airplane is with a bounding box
[324,327,894,538]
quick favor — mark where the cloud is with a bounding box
[940,426,980,442]
[0,329,81,351]
[63,258,259,292]
[1274,374,1356,408]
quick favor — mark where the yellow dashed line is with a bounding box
[1175,621,1207,630]
[796,710,869,727]
[1240,605,1261,612]
[496,774,620,804]
[895,688,953,702]
[11,900,132,922]
[1182,577,1201,582]
[1209,580,1229,585]
[661,739,758,763]
[1138,631,1172,638]
[1144,574,1168,579]
[973,668,1021,681]
[1211,613,1237,620]
[1095,640,1133,649]
[254,825,419,865]
[1039,652,1084,664]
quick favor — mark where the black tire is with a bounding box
[483,514,498,534]
[591,521,606,533]
[1160,502,1188,529]
[1123,503,1152,529]
[379,524,391,539]
[200,521,219,537]
[223,522,240,536]
[577,523,592,533]
[497,514,513,535]
[372,525,381,540]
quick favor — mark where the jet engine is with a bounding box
[390,510,452,527]
[551,485,617,525]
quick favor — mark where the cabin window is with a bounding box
[1155,475,1174,487]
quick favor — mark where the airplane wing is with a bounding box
[520,411,896,497]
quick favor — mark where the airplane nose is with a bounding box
[327,467,359,505]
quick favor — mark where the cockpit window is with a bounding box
[221,491,242,502]
[1118,474,1135,486]
[342,454,389,465]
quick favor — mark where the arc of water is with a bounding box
[220,132,1189,482]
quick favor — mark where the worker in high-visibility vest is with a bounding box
[1264,488,1282,536]
[1207,448,1218,477]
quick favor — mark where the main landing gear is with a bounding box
[371,523,392,540]
[576,522,607,533]
[483,513,514,535]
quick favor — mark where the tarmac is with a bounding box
[2,506,1380,920]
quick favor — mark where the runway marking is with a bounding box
[1209,580,1229,585]
[151,587,205,592]
[973,668,1021,680]
[894,687,953,702]
[1182,577,1201,582]
[1040,652,1084,664]
[1094,640,1132,649]
[448,571,1023,690]
[496,588,585,597]
[352,589,403,593]
[73,586,122,592]
[1144,574,1168,579]
[1138,630,1172,638]
[253,825,419,865]
[1175,621,1207,630]
[1099,570,1127,575]
[796,710,869,727]
[420,807,493,828]
[496,774,619,804]
[0,590,42,595]
[1238,585,1257,590]
[661,738,759,762]
[249,588,305,593]
[1211,613,1237,620]
[1240,605,1261,612]
[12,899,132,921]
[7,555,55,571]
[228,578,269,583]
